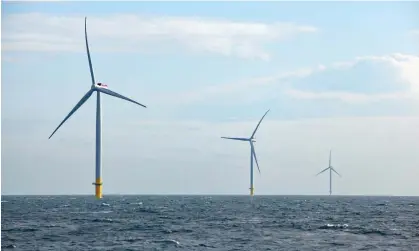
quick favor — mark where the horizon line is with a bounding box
[2,193,417,197]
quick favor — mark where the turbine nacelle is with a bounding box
[93,82,108,90]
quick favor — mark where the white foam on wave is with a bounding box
[93,210,113,214]
[236,217,262,224]
[169,239,180,245]
[69,210,113,214]
[324,223,349,229]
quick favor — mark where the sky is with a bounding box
[1,1,419,196]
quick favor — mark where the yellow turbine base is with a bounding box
[94,178,103,199]
[250,187,254,196]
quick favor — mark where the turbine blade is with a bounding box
[49,90,94,139]
[331,167,341,177]
[250,142,261,174]
[329,149,332,167]
[251,109,270,138]
[315,167,330,176]
[85,17,96,86]
[98,88,147,108]
[220,137,249,141]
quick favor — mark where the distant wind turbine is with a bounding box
[48,17,147,199]
[316,149,341,195]
[221,109,270,197]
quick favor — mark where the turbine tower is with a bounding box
[221,109,270,197]
[48,17,147,199]
[316,149,341,195]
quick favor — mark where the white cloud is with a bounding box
[409,29,419,36]
[1,56,21,63]
[151,66,318,105]
[287,54,419,103]
[284,89,410,103]
[159,53,419,105]
[1,13,318,60]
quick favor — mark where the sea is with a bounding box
[1,195,419,250]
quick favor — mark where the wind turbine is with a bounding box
[221,109,270,197]
[48,17,147,199]
[316,149,341,195]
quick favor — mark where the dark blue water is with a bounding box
[1,195,419,250]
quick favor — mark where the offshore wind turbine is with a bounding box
[48,17,147,199]
[316,149,341,195]
[221,109,270,197]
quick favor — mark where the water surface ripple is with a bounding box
[2,195,419,250]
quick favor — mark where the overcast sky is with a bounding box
[2,1,419,196]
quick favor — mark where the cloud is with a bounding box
[1,13,318,60]
[409,29,419,36]
[1,55,21,63]
[289,54,419,102]
[286,54,419,103]
[159,53,419,105]
[151,67,317,105]
[284,89,409,104]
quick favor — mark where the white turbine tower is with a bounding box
[316,149,341,195]
[48,17,147,199]
[221,109,270,197]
